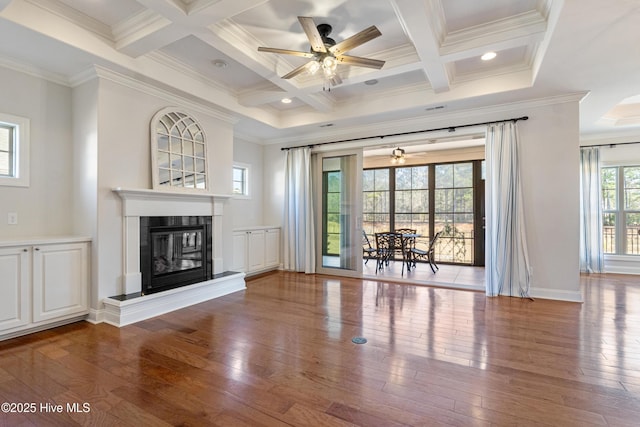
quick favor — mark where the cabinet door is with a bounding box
[231,232,248,272]
[0,247,30,331]
[264,228,280,267]
[32,243,89,323]
[247,230,266,272]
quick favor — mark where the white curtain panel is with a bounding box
[283,147,316,273]
[579,147,604,273]
[485,122,532,297]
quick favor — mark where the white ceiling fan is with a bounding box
[258,16,385,87]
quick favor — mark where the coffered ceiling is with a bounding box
[0,0,639,145]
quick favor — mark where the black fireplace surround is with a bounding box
[140,216,212,295]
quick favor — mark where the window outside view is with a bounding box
[0,125,13,177]
[363,161,478,265]
[602,166,640,254]
[233,166,247,195]
[324,170,341,256]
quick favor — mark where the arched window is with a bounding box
[151,108,207,190]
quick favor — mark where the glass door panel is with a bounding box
[317,150,363,277]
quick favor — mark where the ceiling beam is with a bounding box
[114,0,267,57]
[391,0,451,93]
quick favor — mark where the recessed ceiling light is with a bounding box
[481,51,497,61]
[281,98,292,104]
[212,59,228,68]
[364,79,378,85]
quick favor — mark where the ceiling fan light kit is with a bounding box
[258,16,385,89]
[390,147,406,164]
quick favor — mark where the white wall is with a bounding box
[88,76,235,307]
[0,66,74,238]
[230,137,265,228]
[516,101,581,301]
[263,98,582,301]
[263,144,286,227]
[72,78,99,308]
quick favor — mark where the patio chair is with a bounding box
[362,231,377,265]
[409,231,441,273]
[395,228,416,275]
[374,232,395,273]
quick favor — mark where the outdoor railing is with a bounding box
[603,226,640,254]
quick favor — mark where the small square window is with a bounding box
[0,113,29,187]
[233,165,249,197]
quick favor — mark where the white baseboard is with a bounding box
[85,308,104,324]
[604,255,640,275]
[0,314,89,341]
[101,272,246,327]
[529,287,583,303]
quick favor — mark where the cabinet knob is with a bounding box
[23,248,28,252]
[34,247,40,251]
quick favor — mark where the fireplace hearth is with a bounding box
[140,216,212,295]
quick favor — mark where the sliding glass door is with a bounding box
[316,149,363,277]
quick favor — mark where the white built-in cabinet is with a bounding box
[232,227,280,275]
[0,237,90,340]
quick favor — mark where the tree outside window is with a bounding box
[601,166,640,254]
[363,160,480,265]
[362,168,390,237]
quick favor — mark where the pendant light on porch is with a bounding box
[390,147,406,164]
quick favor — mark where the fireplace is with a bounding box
[140,216,212,295]
[106,188,245,327]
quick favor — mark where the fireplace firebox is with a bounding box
[140,216,212,295]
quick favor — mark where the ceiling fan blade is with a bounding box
[281,62,313,79]
[258,47,316,59]
[329,26,381,56]
[337,54,385,69]
[298,16,326,53]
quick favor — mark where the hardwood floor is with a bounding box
[1,271,639,426]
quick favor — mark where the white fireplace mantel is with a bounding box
[113,187,233,295]
[113,187,232,216]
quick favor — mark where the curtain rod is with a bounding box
[280,115,529,151]
[581,141,640,148]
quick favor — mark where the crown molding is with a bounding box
[581,128,640,143]
[451,61,532,85]
[112,8,167,47]
[146,50,235,97]
[211,19,284,74]
[428,0,447,43]
[441,10,547,54]
[0,54,70,86]
[266,92,589,147]
[233,130,264,145]
[79,65,238,124]
[26,0,113,42]
[68,66,98,87]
